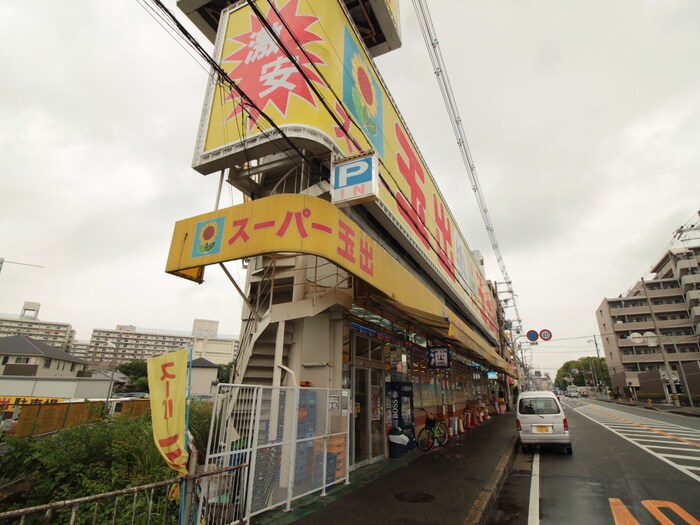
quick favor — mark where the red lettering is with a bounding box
[433,194,455,280]
[227,218,250,244]
[160,362,176,381]
[277,210,310,238]
[395,123,430,249]
[359,238,374,276]
[333,101,358,153]
[163,398,173,420]
[337,220,356,263]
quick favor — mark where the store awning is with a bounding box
[362,292,512,375]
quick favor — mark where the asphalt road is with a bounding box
[487,398,700,525]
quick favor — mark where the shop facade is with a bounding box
[165,0,515,474]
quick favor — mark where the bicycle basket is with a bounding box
[425,417,436,429]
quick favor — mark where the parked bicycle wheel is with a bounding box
[436,421,449,446]
[416,427,434,451]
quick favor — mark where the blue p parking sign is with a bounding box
[331,154,378,206]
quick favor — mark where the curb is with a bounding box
[463,435,518,525]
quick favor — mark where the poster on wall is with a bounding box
[371,389,382,421]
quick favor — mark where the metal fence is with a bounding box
[196,384,351,524]
[0,465,246,525]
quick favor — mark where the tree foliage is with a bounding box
[0,402,213,511]
[555,356,609,389]
[117,360,148,379]
[217,361,234,384]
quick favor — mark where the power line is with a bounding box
[412,0,522,330]
[143,0,503,331]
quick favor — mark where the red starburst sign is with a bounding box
[222,0,325,127]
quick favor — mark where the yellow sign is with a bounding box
[166,195,506,370]
[192,0,498,341]
[147,349,189,476]
[0,396,64,406]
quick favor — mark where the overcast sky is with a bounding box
[1,1,698,376]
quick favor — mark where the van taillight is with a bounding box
[563,418,568,431]
[516,419,522,431]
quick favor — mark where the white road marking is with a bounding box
[528,450,540,525]
[574,404,700,483]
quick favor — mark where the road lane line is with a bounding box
[575,405,700,482]
[587,406,700,448]
[646,445,700,452]
[661,454,700,461]
[528,450,540,525]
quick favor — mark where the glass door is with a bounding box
[370,368,386,461]
[353,367,370,466]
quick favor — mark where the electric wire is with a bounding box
[144,0,501,331]
[148,0,317,174]
[259,0,501,328]
[412,0,522,331]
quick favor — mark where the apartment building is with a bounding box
[596,246,700,395]
[88,320,238,367]
[0,302,74,351]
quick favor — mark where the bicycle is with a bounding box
[416,408,449,451]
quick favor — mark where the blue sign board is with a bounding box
[331,154,378,206]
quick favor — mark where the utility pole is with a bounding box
[591,335,604,391]
[640,278,680,406]
[0,258,45,274]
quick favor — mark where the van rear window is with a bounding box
[519,398,560,415]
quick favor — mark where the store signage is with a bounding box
[191,0,499,342]
[331,154,379,206]
[428,346,451,369]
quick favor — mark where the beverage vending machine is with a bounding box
[388,381,415,445]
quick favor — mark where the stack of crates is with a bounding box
[327,435,346,482]
[297,390,317,439]
[295,440,315,485]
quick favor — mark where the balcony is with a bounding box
[689,306,700,325]
[612,320,654,331]
[609,305,648,315]
[676,258,700,278]
[686,290,700,309]
[680,274,700,293]
[649,303,688,314]
[645,286,682,299]
[656,318,691,330]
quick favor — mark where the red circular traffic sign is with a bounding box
[539,329,552,341]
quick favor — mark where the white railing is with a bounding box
[197,384,350,524]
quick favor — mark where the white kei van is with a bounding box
[516,390,572,454]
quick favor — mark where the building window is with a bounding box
[44,358,52,368]
[15,357,30,364]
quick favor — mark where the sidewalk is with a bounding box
[252,413,517,525]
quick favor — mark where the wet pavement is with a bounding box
[253,412,518,525]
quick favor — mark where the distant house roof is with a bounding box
[0,335,88,365]
[91,369,130,383]
[191,357,218,369]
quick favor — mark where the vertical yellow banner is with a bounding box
[147,349,189,475]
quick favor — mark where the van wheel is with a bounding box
[521,444,529,454]
[566,446,573,455]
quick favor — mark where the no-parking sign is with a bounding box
[526,330,539,342]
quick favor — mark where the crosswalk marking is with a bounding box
[573,404,700,483]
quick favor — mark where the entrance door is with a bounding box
[353,366,386,467]
[353,367,370,466]
[370,368,386,461]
